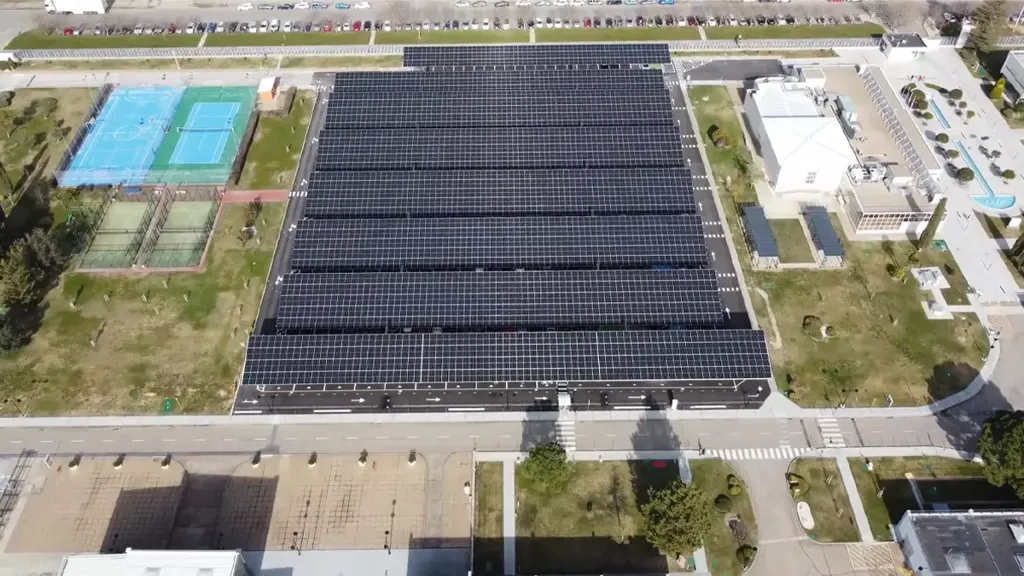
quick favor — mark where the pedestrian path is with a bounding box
[817,418,847,447]
[836,456,874,543]
[704,446,808,460]
[555,418,576,452]
[501,457,516,576]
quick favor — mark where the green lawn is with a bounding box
[18,54,403,71]
[703,23,884,40]
[977,212,1022,239]
[474,462,504,576]
[536,27,699,42]
[768,219,813,263]
[7,29,199,49]
[236,90,314,190]
[689,460,758,576]
[787,458,859,543]
[0,202,284,415]
[848,457,1000,542]
[203,31,371,46]
[516,460,679,574]
[375,30,528,44]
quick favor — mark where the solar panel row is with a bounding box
[334,68,666,91]
[290,215,709,272]
[804,206,845,257]
[403,44,672,67]
[323,103,673,129]
[303,168,696,218]
[276,269,724,332]
[242,330,772,387]
[314,126,686,170]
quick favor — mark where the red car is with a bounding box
[584,18,591,27]
[63,27,74,35]
[353,20,361,31]
[322,21,332,31]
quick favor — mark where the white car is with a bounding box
[706,16,717,26]
[455,0,470,5]
[535,16,543,27]
[259,20,269,32]
[248,20,258,32]
[554,17,562,27]
[342,20,351,30]
[422,19,430,29]
[353,1,369,8]
[553,0,567,5]
[569,0,583,6]
[295,1,309,7]
[237,2,254,9]
[482,17,490,29]
[269,18,280,31]
[728,14,737,26]
[515,0,530,5]
[383,19,391,30]
[470,19,479,29]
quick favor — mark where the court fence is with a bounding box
[54,84,114,186]
[229,108,262,186]
[77,189,158,270]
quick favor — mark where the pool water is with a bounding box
[954,141,1017,210]
[929,99,952,129]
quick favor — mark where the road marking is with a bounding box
[406,436,420,440]
[224,438,237,442]
[101,439,113,443]
[8,440,21,444]
[375,436,390,440]
[606,434,617,437]
[40,440,53,444]
[132,439,144,443]
[469,435,480,439]
[437,435,450,439]
[698,432,710,436]
[498,435,510,438]
[162,439,176,442]
[315,437,328,441]
[284,437,297,441]
[344,437,359,440]
[70,439,83,443]
[759,431,771,435]
[193,439,207,442]
[253,437,267,441]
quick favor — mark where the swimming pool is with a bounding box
[929,99,952,130]
[955,141,1017,210]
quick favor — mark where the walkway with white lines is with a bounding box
[704,446,809,460]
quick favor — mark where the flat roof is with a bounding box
[884,33,927,49]
[761,115,857,167]
[61,551,239,576]
[905,511,1024,575]
[750,81,820,118]
[822,66,935,213]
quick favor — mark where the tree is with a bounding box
[24,228,63,271]
[922,112,934,120]
[0,317,22,352]
[0,249,33,307]
[913,99,929,110]
[991,77,1007,101]
[957,167,976,182]
[244,199,263,228]
[520,442,573,491]
[936,132,950,144]
[1003,169,1017,180]
[949,88,965,100]
[945,148,961,159]
[977,411,1024,497]
[970,0,1007,51]
[917,197,946,249]
[640,479,712,558]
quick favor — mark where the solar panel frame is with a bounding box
[313,126,686,170]
[333,68,666,92]
[403,44,672,67]
[241,329,772,386]
[741,206,779,259]
[303,168,697,218]
[275,269,724,331]
[804,206,845,257]
[290,215,708,272]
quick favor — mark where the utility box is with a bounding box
[257,77,278,104]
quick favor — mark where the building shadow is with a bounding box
[519,410,558,453]
[100,484,185,553]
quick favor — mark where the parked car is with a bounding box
[295,1,310,8]
[238,2,254,9]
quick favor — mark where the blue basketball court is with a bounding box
[60,87,184,187]
[169,102,241,165]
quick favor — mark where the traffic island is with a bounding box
[786,458,859,543]
[689,459,759,576]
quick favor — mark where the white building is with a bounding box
[1000,50,1024,104]
[59,550,250,576]
[743,77,858,194]
[881,33,927,63]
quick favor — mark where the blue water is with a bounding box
[929,99,952,129]
[955,141,1018,210]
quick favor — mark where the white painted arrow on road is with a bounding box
[426,397,441,403]
[350,398,365,404]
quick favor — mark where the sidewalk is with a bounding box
[836,456,874,544]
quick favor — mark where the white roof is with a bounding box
[761,116,858,167]
[750,82,820,118]
[61,550,239,576]
[257,77,277,93]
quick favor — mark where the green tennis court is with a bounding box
[146,200,218,268]
[79,202,152,269]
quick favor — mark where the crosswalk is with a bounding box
[289,190,308,197]
[704,447,809,460]
[555,418,576,452]
[817,418,847,448]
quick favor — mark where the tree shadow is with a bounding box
[519,410,557,453]
[931,360,1010,453]
[628,413,683,511]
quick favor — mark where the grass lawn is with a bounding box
[703,23,884,40]
[0,89,95,215]
[688,85,988,407]
[375,30,527,44]
[516,460,679,574]
[977,212,1022,239]
[236,90,314,190]
[203,31,371,47]
[689,460,758,576]
[768,219,813,263]
[537,27,699,42]
[474,462,504,576]
[787,458,859,543]
[847,457,1004,542]
[0,202,284,415]
[672,49,837,58]
[7,29,199,49]
[18,54,403,71]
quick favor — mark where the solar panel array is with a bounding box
[804,206,845,257]
[742,206,779,259]
[403,44,672,68]
[243,45,772,391]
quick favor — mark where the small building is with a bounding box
[743,77,858,194]
[1000,51,1024,105]
[882,33,927,62]
[895,510,1024,575]
[59,550,250,576]
[257,77,278,103]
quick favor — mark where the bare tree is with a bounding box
[869,1,917,30]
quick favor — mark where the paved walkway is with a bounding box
[501,458,515,576]
[836,456,874,544]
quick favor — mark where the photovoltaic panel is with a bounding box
[324,94,673,128]
[241,329,772,386]
[290,215,708,271]
[276,269,723,332]
[804,206,845,257]
[334,68,666,93]
[313,126,686,170]
[403,44,672,68]
[741,206,779,259]
[303,169,696,218]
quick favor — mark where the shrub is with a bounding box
[0,91,12,108]
[714,494,734,513]
[521,442,574,492]
[936,132,950,143]
[913,99,929,110]
[787,473,809,496]
[1005,107,1018,119]
[957,167,975,182]
[911,89,926,102]
[945,149,960,159]
[802,315,824,337]
[991,77,1006,101]
[949,88,964,100]
[967,110,976,119]
[727,483,742,496]
[1003,169,1017,180]
[958,101,968,109]
[922,112,934,120]
[736,545,757,568]
[726,474,739,486]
